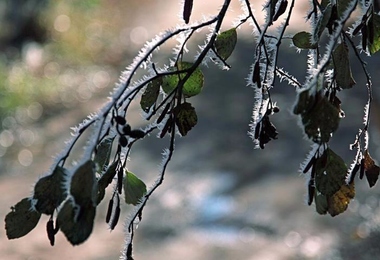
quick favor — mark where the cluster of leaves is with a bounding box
[4,0,380,259]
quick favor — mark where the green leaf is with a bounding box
[94,137,115,173]
[5,198,41,239]
[161,61,204,98]
[214,28,238,60]
[70,160,97,206]
[174,102,198,136]
[33,166,68,215]
[140,78,161,112]
[123,171,147,205]
[314,191,328,215]
[292,31,317,49]
[97,161,118,204]
[56,199,96,245]
[333,42,356,89]
[337,0,354,18]
[315,148,347,197]
[368,14,380,55]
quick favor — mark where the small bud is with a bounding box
[119,135,128,147]
[114,116,127,125]
[129,129,145,139]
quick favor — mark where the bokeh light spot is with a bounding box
[54,14,71,32]
[0,130,14,148]
[18,149,33,166]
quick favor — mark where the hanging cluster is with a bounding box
[4,0,380,259]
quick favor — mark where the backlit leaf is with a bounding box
[173,102,198,136]
[71,160,97,206]
[124,171,147,205]
[162,62,204,98]
[333,42,356,89]
[315,148,347,197]
[33,166,67,215]
[56,199,96,245]
[363,150,380,187]
[295,92,340,143]
[368,14,380,55]
[314,191,328,215]
[94,137,114,173]
[327,182,355,217]
[5,198,41,239]
[214,28,238,60]
[140,78,161,112]
[292,31,317,49]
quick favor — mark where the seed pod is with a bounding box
[307,179,315,206]
[114,116,126,125]
[157,103,171,124]
[122,125,131,135]
[119,135,128,147]
[252,60,261,88]
[349,164,360,184]
[110,205,120,230]
[117,169,123,194]
[273,0,288,22]
[105,198,113,224]
[359,158,365,179]
[303,156,316,174]
[46,219,55,246]
[129,129,145,139]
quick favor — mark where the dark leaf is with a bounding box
[315,148,347,197]
[140,78,161,112]
[33,166,67,215]
[295,91,340,143]
[56,199,96,245]
[70,160,97,206]
[292,31,317,49]
[363,150,380,187]
[314,191,328,215]
[94,137,114,173]
[173,102,198,136]
[5,198,41,239]
[333,42,356,89]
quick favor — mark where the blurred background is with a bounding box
[1,0,380,259]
